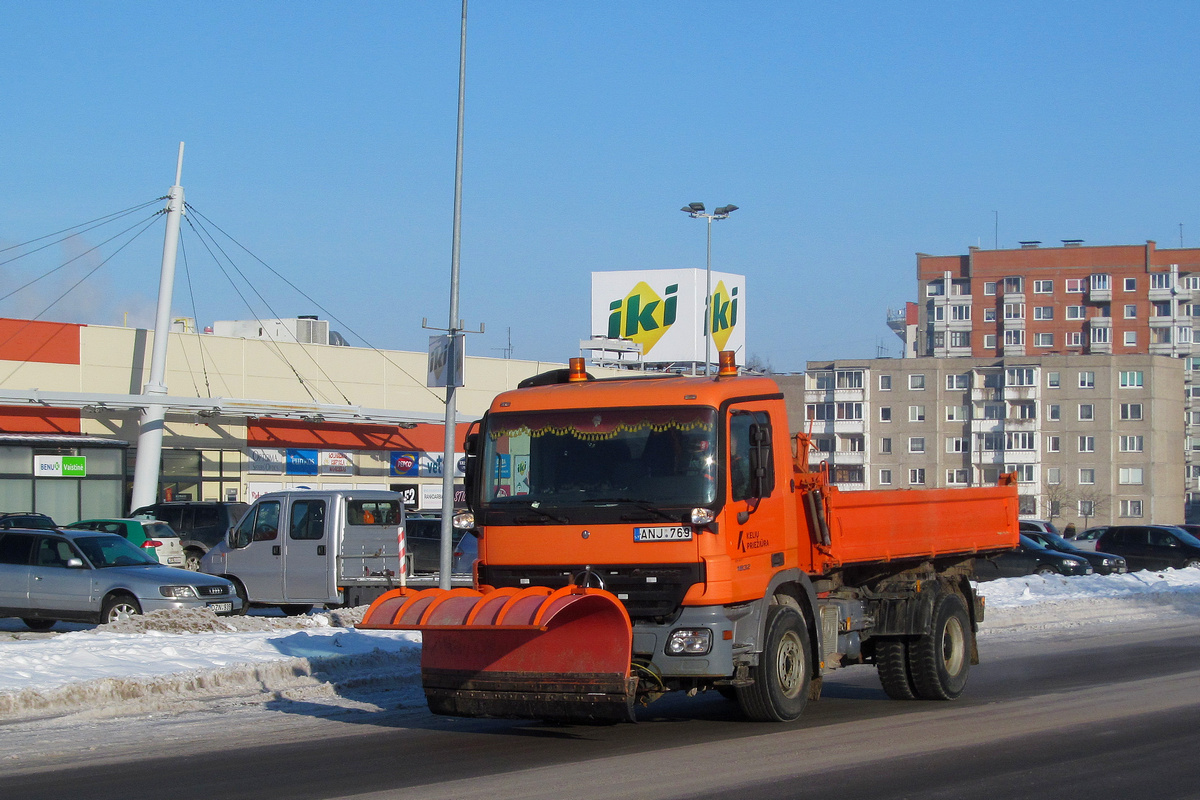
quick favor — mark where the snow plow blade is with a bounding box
[357,585,638,723]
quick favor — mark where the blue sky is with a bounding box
[2,2,1198,373]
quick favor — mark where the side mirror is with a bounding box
[747,422,775,498]
[66,558,85,569]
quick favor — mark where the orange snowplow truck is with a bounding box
[359,353,1020,723]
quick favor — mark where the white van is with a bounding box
[200,489,413,612]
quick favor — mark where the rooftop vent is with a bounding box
[1018,241,1041,249]
[1061,239,1084,248]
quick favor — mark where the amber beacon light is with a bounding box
[568,357,589,382]
[717,351,738,378]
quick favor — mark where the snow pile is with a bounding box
[100,605,368,635]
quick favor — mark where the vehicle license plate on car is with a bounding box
[207,602,233,613]
[633,526,693,542]
[167,556,183,565]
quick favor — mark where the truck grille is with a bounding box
[479,563,703,620]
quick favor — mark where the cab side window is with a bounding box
[290,500,327,541]
[231,501,280,548]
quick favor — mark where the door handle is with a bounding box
[33,575,43,581]
[317,545,326,556]
[272,545,281,556]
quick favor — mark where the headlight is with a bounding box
[690,508,715,525]
[666,628,712,655]
[1101,558,1113,566]
[452,511,475,530]
[159,585,199,598]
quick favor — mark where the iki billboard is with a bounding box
[591,269,746,365]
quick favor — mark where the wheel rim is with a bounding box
[107,602,138,622]
[941,615,966,676]
[775,630,806,698]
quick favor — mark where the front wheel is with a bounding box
[907,591,971,700]
[1182,559,1200,570]
[737,605,812,722]
[1034,565,1057,576]
[102,594,142,624]
[183,549,204,572]
[22,618,56,632]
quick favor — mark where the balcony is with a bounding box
[971,450,1005,466]
[1087,285,1112,303]
[831,450,865,465]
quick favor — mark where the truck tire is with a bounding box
[907,591,970,700]
[737,605,811,722]
[875,637,917,700]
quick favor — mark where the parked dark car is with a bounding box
[0,528,241,630]
[1095,525,1200,572]
[1021,529,1127,575]
[974,534,1094,581]
[0,512,59,530]
[132,501,249,571]
[1019,520,1062,536]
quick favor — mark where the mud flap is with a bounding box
[358,585,638,723]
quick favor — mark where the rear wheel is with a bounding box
[1034,565,1057,576]
[737,605,811,722]
[875,637,918,700]
[21,618,55,632]
[102,594,142,624]
[907,591,971,700]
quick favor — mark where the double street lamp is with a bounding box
[681,202,738,375]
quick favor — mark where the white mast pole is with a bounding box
[130,143,185,512]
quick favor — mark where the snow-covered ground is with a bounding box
[2,568,1199,722]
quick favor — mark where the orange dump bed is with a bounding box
[811,482,1020,568]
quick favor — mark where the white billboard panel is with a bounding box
[590,269,745,365]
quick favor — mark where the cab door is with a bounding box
[226,500,284,602]
[283,496,332,602]
[726,404,788,600]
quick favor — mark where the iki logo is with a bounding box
[709,281,739,351]
[608,282,677,354]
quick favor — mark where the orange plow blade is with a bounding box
[358,585,638,723]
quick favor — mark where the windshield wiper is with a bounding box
[592,498,682,524]
[502,500,571,525]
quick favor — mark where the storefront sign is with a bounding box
[320,451,355,475]
[286,449,319,476]
[390,451,419,477]
[34,455,86,477]
[246,448,286,474]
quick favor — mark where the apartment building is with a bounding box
[777,354,1184,526]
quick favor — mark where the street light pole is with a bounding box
[681,203,738,375]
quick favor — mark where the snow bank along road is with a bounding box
[1,568,1199,723]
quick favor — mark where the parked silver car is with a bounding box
[0,528,242,631]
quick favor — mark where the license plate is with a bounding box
[167,557,183,565]
[207,602,233,613]
[633,526,693,542]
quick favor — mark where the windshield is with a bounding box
[143,522,177,539]
[75,535,158,568]
[480,406,718,515]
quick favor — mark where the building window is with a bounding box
[1079,499,1096,516]
[950,331,971,348]
[1065,278,1085,293]
[1079,371,1095,388]
[1151,273,1172,290]
[1091,327,1112,344]
[984,281,997,296]
[1078,404,1094,421]
[1124,304,1137,319]
[1034,332,1053,347]
[1119,467,1144,485]
[1066,306,1086,320]
[1003,329,1025,346]
[1124,331,1137,346]
[1152,301,1171,317]
[978,433,1004,451]
[1046,467,1061,484]
[1120,403,1143,421]
[806,403,834,421]
[946,374,969,390]
[1013,401,1036,420]
[1046,436,1061,452]
[1005,367,1035,386]
[880,437,892,454]
[927,282,945,297]
[879,469,893,485]
[1004,303,1025,320]
[879,374,892,390]
[1046,371,1060,388]
[1047,404,1060,420]
[909,405,926,422]
[908,437,926,454]
[1120,499,1143,518]
[1124,277,1137,292]
[1065,332,1082,347]
[1033,306,1054,320]
[1091,274,1111,291]
[836,370,863,389]
[1184,276,1200,291]
[1007,431,1035,450]
[1119,371,1144,388]
[908,468,925,485]
[983,308,997,322]
[1006,464,1035,483]
[946,469,970,485]
[1078,435,1095,453]
[811,372,834,390]
[814,436,834,453]
[982,404,1004,420]
[946,437,970,453]
[879,406,892,422]
[1119,435,1144,452]
[1033,279,1053,294]
[1151,327,1172,344]
[1004,276,1024,294]
[1079,468,1096,485]
[909,374,925,390]
[836,402,863,420]
[946,405,969,421]
[950,305,971,321]
[984,334,997,349]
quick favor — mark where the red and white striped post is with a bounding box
[397,523,409,590]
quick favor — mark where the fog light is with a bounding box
[666,628,712,655]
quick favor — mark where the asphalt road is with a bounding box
[3,620,1199,800]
